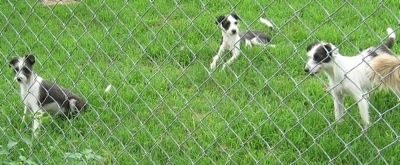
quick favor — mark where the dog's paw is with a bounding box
[33,130,40,138]
[210,62,217,71]
[221,64,227,71]
[362,121,371,130]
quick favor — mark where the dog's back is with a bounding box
[39,80,87,115]
[330,55,373,90]
[239,30,271,43]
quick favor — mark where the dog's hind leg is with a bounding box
[30,104,44,137]
[69,99,78,113]
[245,39,253,47]
[250,38,264,46]
[350,90,370,129]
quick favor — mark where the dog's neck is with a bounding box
[222,31,240,47]
[324,54,346,80]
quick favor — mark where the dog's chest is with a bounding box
[20,82,65,113]
[20,82,41,108]
[222,34,240,49]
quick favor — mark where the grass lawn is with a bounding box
[0,0,400,164]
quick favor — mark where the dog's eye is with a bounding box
[234,22,238,25]
[13,68,19,73]
[22,68,30,73]
[314,54,330,64]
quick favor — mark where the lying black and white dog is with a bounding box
[210,13,275,70]
[9,54,87,136]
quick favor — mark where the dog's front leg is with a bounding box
[211,45,225,70]
[22,106,31,124]
[223,46,240,70]
[30,105,44,137]
[332,90,345,123]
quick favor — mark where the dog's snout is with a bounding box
[16,77,22,82]
[231,30,237,34]
[304,68,309,73]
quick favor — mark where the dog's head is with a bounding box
[9,54,35,84]
[304,42,339,75]
[216,13,240,35]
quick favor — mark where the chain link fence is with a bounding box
[0,0,399,164]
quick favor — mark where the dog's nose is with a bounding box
[304,68,309,73]
[231,30,237,34]
[16,77,22,82]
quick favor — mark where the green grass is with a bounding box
[0,0,400,164]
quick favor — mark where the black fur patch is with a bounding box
[311,44,332,63]
[230,13,240,21]
[216,15,230,31]
[216,15,226,25]
[306,42,319,52]
[25,54,35,65]
[9,57,19,67]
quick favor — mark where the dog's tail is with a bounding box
[368,55,400,91]
[384,27,396,49]
[259,17,274,31]
[369,27,396,57]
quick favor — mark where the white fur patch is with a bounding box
[387,28,395,39]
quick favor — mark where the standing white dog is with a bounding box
[210,13,274,70]
[9,54,87,137]
[304,28,396,128]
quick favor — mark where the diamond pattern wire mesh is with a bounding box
[0,0,400,164]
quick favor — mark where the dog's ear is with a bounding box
[9,57,19,67]
[216,15,226,25]
[231,13,240,20]
[25,54,36,65]
[306,42,319,52]
[322,44,333,56]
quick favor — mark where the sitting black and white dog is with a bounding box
[304,28,396,129]
[9,54,87,136]
[210,13,275,70]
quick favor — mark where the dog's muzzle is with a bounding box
[304,68,317,76]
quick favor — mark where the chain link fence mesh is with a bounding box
[0,0,400,164]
